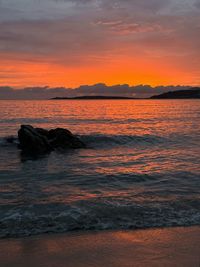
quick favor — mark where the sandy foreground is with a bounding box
[0,226,199,267]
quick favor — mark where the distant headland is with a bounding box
[151,88,200,99]
[51,88,200,100]
[51,96,138,100]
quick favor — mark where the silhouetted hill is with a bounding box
[151,88,200,99]
[51,95,137,100]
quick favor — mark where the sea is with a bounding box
[0,99,199,238]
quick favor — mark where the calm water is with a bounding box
[0,100,199,238]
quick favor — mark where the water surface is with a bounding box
[0,100,199,237]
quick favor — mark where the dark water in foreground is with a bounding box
[0,100,199,238]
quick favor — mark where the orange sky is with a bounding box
[0,0,200,88]
[1,55,198,88]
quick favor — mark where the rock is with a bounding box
[18,125,52,154]
[48,128,85,149]
[18,125,85,155]
[35,128,49,137]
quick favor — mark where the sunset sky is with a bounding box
[0,0,200,88]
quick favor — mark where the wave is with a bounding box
[0,199,199,238]
[0,136,18,146]
[0,133,168,150]
[0,117,147,125]
[81,134,168,148]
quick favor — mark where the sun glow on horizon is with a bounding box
[0,54,199,88]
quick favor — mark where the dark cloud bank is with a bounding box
[0,84,191,99]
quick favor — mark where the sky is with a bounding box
[0,0,200,88]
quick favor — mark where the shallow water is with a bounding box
[0,100,199,237]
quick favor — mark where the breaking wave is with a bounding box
[1,198,200,238]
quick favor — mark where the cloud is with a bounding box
[0,0,74,22]
[0,2,199,61]
[195,0,200,8]
[0,0,199,86]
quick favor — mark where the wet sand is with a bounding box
[0,226,199,267]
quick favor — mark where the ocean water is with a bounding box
[0,99,199,238]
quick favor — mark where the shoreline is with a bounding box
[1,226,199,267]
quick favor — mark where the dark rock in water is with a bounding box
[35,128,50,137]
[18,125,85,155]
[18,125,52,154]
[48,128,85,149]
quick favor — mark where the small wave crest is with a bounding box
[81,134,167,148]
[0,133,168,150]
[0,117,142,125]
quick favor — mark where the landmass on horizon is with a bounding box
[52,95,138,100]
[1,84,200,100]
[51,88,200,100]
[151,87,200,99]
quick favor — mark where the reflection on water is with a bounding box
[0,100,199,237]
[0,99,199,136]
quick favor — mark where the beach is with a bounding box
[0,226,199,267]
